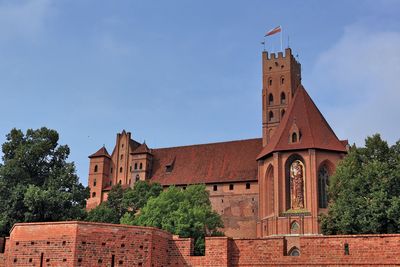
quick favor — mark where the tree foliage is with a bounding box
[0,128,89,236]
[125,184,223,255]
[321,134,400,235]
[86,181,162,224]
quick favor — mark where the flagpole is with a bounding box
[280,25,283,52]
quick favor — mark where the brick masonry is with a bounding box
[1,221,400,266]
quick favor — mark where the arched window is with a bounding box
[268,93,274,105]
[318,165,330,208]
[139,163,143,169]
[119,167,123,173]
[120,154,123,160]
[288,247,300,256]
[92,192,96,198]
[281,109,285,118]
[269,111,274,122]
[269,78,272,86]
[285,154,305,210]
[266,165,274,216]
[93,179,97,187]
[291,132,297,143]
[281,77,285,84]
[280,92,286,104]
[135,175,140,182]
[119,180,122,184]
[134,163,138,170]
[290,221,300,234]
[94,165,98,173]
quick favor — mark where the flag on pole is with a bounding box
[265,26,281,37]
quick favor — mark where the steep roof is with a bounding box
[257,86,347,160]
[132,143,152,155]
[89,147,111,159]
[150,138,262,185]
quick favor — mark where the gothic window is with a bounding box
[269,111,274,122]
[291,132,297,143]
[288,247,300,256]
[318,165,329,208]
[92,192,96,198]
[290,221,300,234]
[269,78,272,86]
[280,92,286,104]
[281,109,285,118]
[119,167,123,173]
[139,163,143,169]
[110,167,113,174]
[281,76,285,84]
[93,179,97,187]
[120,154,123,160]
[94,165,98,172]
[134,163,138,170]
[266,165,274,216]
[119,180,122,184]
[268,93,274,105]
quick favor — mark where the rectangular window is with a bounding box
[213,185,217,191]
[229,184,234,190]
[246,182,251,189]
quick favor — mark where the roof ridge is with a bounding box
[153,137,262,150]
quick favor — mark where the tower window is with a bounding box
[280,92,286,104]
[268,93,274,105]
[135,174,140,182]
[93,179,97,187]
[134,163,138,170]
[269,111,274,122]
[281,109,285,118]
[213,185,218,191]
[281,77,285,84]
[229,184,234,190]
[139,163,143,169]
[94,165,98,173]
[119,167,123,173]
[291,132,298,143]
[246,183,251,189]
[92,192,96,198]
[269,78,272,86]
[110,167,113,174]
[120,154,123,160]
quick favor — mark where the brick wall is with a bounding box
[3,221,400,266]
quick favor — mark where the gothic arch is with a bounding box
[285,154,305,210]
[318,160,334,208]
[288,246,300,256]
[265,164,274,216]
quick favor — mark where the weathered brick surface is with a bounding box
[2,222,400,266]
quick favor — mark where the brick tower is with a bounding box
[262,48,301,146]
[257,49,348,237]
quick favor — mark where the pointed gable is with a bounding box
[257,86,347,160]
[132,143,152,155]
[89,147,111,159]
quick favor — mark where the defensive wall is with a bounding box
[0,221,399,266]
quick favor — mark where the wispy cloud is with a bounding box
[0,0,53,42]
[310,24,400,145]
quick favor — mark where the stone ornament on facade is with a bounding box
[290,160,304,209]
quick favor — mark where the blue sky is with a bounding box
[0,0,399,185]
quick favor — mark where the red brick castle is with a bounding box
[87,48,348,238]
[2,48,400,267]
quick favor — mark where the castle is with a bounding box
[1,48,400,266]
[86,48,348,238]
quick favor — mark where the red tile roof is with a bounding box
[89,147,111,159]
[257,86,347,159]
[132,143,152,155]
[150,138,262,185]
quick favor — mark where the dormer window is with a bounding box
[292,132,298,143]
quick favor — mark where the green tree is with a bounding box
[87,181,163,224]
[0,128,89,236]
[128,184,223,255]
[321,134,400,235]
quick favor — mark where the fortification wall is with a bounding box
[2,221,400,266]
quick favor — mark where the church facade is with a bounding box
[86,48,348,238]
